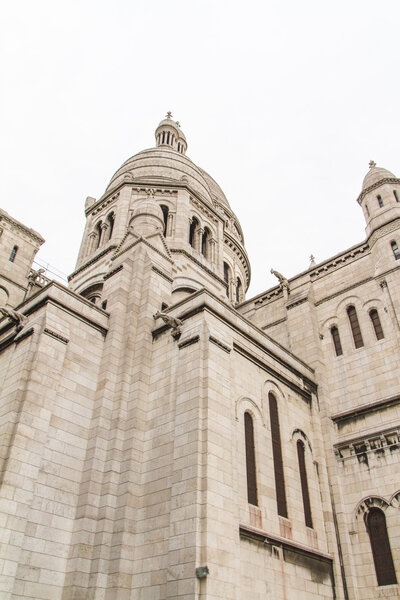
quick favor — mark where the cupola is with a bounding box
[155,112,187,154]
[357,161,400,237]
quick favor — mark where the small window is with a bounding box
[394,190,399,202]
[366,508,397,586]
[201,227,210,257]
[95,222,102,249]
[161,205,169,237]
[391,240,400,260]
[223,262,230,297]
[365,203,370,217]
[9,245,18,262]
[377,195,384,208]
[369,309,384,340]
[331,326,343,356]
[244,412,258,506]
[107,212,115,241]
[269,392,288,518]
[189,217,199,247]
[297,440,313,528]
[347,305,364,348]
[166,132,170,144]
[162,132,165,144]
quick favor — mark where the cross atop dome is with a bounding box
[369,160,377,169]
[166,111,173,119]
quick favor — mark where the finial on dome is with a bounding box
[369,160,376,169]
[166,111,172,119]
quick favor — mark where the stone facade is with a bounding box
[0,116,399,599]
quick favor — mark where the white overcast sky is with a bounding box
[1,0,399,298]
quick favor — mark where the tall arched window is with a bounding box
[236,278,242,303]
[244,412,258,506]
[366,508,397,586]
[107,212,115,241]
[189,217,199,248]
[347,305,364,348]
[201,227,210,257]
[331,326,343,356]
[394,190,399,202]
[369,309,384,340]
[377,195,384,208]
[223,262,231,298]
[9,245,18,263]
[269,393,288,518]
[391,241,400,260]
[95,221,102,249]
[297,440,313,528]
[161,205,169,237]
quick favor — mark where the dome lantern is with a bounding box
[155,112,187,154]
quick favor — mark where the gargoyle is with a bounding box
[153,311,182,339]
[0,306,27,331]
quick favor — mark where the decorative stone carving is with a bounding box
[0,306,27,331]
[153,311,182,339]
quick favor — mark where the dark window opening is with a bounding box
[377,195,384,208]
[189,217,199,247]
[391,241,400,260]
[366,203,370,217]
[166,132,170,144]
[269,393,288,518]
[201,227,210,257]
[244,412,258,506]
[162,132,165,144]
[107,212,115,240]
[366,508,397,586]
[9,245,18,263]
[369,309,384,340]
[161,205,169,237]
[223,262,230,297]
[394,190,399,202]
[101,300,108,310]
[331,326,343,356]
[354,442,368,466]
[347,305,364,348]
[297,440,313,528]
[95,222,102,249]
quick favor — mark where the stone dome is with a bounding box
[362,163,397,190]
[106,146,231,210]
[131,195,164,221]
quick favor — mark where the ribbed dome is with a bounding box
[106,146,231,209]
[362,164,397,190]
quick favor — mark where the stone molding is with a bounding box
[151,266,173,283]
[43,328,69,344]
[331,393,400,423]
[314,276,374,306]
[170,248,225,285]
[0,210,44,244]
[86,192,119,217]
[177,335,200,349]
[357,177,400,204]
[103,265,123,280]
[68,245,117,281]
[208,335,231,353]
[368,217,400,247]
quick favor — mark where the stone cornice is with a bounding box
[331,393,400,423]
[0,210,44,244]
[170,248,226,285]
[88,192,119,217]
[68,244,117,281]
[367,216,400,247]
[224,231,251,288]
[239,524,333,563]
[357,177,400,204]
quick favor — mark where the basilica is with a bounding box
[0,115,399,599]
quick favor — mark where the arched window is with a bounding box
[95,221,102,249]
[244,412,258,506]
[377,195,384,208]
[331,326,343,356]
[107,212,115,241]
[9,245,18,263]
[391,241,400,260]
[236,278,242,303]
[269,392,288,518]
[161,205,169,237]
[369,309,384,340]
[394,190,399,202]
[189,217,199,248]
[223,262,230,298]
[366,508,397,586]
[201,227,210,257]
[347,305,364,348]
[297,440,313,528]
[365,203,370,217]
